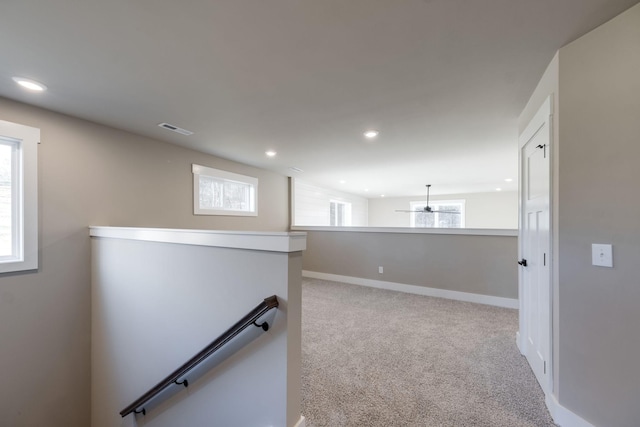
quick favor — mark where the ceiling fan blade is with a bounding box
[396,209,459,213]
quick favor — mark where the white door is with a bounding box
[518,97,552,392]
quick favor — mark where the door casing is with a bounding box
[517,95,553,395]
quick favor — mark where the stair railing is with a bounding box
[120,295,279,418]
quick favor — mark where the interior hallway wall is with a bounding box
[303,230,518,300]
[0,96,289,427]
[556,4,640,426]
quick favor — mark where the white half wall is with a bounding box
[90,227,305,427]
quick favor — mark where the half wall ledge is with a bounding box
[291,226,517,237]
[89,226,307,252]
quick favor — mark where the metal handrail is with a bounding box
[120,295,279,418]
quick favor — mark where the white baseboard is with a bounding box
[293,415,306,427]
[515,331,524,354]
[546,393,595,427]
[516,333,594,427]
[303,270,518,309]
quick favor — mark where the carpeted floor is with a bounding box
[301,278,557,427]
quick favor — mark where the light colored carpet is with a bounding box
[301,278,557,427]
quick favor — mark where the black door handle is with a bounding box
[518,259,528,267]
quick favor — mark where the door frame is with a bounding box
[517,95,554,394]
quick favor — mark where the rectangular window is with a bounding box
[0,120,38,273]
[410,200,465,228]
[329,200,351,226]
[193,164,257,216]
[0,141,17,258]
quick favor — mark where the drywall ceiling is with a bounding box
[1,0,637,197]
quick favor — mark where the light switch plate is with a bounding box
[592,244,613,267]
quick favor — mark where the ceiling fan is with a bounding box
[395,185,460,214]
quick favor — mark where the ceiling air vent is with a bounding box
[158,122,193,136]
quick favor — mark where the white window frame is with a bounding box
[0,120,38,273]
[329,200,352,226]
[410,199,465,228]
[192,164,258,216]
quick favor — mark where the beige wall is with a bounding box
[303,231,518,299]
[0,96,289,427]
[556,4,640,426]
[368,191,518,228]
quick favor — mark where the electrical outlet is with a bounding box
[378,266,383,274]
[592,244,613,267]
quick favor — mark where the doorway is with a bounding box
[518,96,552,394]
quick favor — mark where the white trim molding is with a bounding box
[516,332,524,355]
[89,227,307,253]
[303,271,518,309]
[545,393,595,427]
[0,120,39,273]
[293,415,306,427]
[292,226,517,237]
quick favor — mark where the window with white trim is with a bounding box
[329,200,351,226]
[410,200,465,228]
[0,120,38,273]
[192,164,257,216]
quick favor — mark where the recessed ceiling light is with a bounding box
[496,188,503,191]
[363,130,379,139]
[339,180,346,184]
[504,178,513,182]
[364,189,369,192]
[12,77,47,92]
[380,195,385,198]
[265,150,277,157]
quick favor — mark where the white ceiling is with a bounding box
[1,0,637,197]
